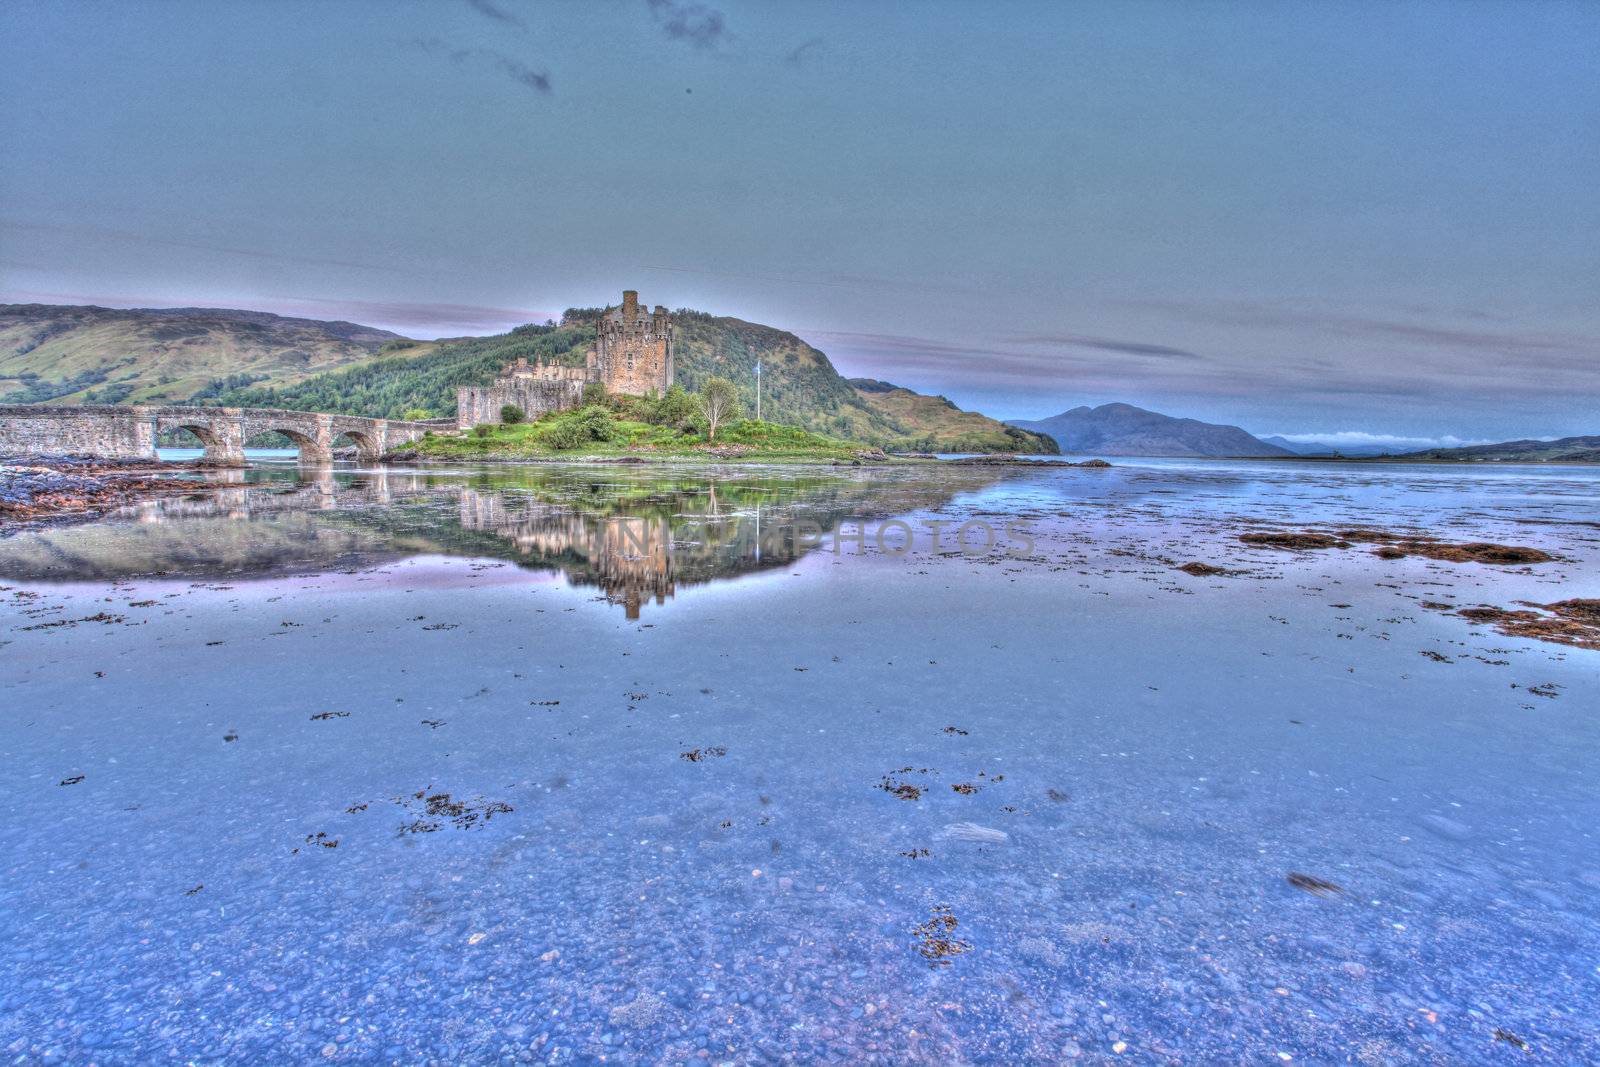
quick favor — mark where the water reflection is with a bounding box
[0,463,1010,615]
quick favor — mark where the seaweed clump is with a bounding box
[912,905,972,968]
[1287,872,1344,896]
[1450,599,1600,651]
[394,790,513,834]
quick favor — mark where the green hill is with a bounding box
[0,303,404,405]
[4,301,1054,453]
[211,308,1047,451]
[850,378,1057,454]
[1395,435,1600,462]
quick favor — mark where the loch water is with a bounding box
[2,456,1597,1064]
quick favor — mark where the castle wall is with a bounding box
[456,377,584,429]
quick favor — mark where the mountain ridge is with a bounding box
[1009,402,1293,457]
[1394,435,1600,462]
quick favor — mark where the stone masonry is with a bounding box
[456,290,673,429]
[0,405,439,465]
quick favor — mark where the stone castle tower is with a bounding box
[456,291,673,428]
[593,290,673,397]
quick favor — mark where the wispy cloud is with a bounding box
[267,296,556,337]
[646,0,728,49]
[412,37,551,94]
[785,37,823,65]
[1138,298,1599,359]
[0,219,407,274]
[463,0,525,30]
[1008,334,1204,360]
[642,263,972,297]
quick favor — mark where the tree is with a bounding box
[698,377,741,440]
[500,404,525,425]
[402,407,433,421]
[582,381,609,408]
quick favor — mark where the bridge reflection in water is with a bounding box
[0,464,1009,616]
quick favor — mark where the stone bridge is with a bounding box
[0,404,445,465]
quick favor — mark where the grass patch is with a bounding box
[412,408,865,461]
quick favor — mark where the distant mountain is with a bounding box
[1396,435,1600,462]
[1259,435,1395,457]
[0,303,404,406]
[849,379,1058,454]
[1009,403,1293,457]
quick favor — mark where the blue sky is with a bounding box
[2,0,1596,443]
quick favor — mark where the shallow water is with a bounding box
[2,457,1597,1063]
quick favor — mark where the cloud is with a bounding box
[0,287,556,339]
[1264,430,1499,449]
[463,0,524,30]
[1008,334,1204,360]
[412,37,551,94]
[786,37,823,65]
[641,263,971,296]
[1138,298,1598,359]
[265,297,558,337]
[801,330,1135,388]
[0,219,407,275]
[646,0,728,49]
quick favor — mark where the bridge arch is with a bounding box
[331,427,382,462]
[153,414,244,466]
[264,425,332,464]
[169,423,223,454]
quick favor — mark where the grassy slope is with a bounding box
[849,378,1059,454]
[665,311,901,442]
[0,304,404,405]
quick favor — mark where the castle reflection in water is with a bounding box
[457,490,683,619]
[455,487,834,619]
[0,463,1008,617]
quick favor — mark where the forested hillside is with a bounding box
[215,324,593,419]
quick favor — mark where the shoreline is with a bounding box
[0,455,214,529]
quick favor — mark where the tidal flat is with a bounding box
[1,456,1597,1064]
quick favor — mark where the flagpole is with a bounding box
[755,360,762,422]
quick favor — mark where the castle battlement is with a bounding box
[456,291,673,428]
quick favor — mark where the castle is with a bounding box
[456,290,674,428]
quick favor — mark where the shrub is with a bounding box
[645,384,699,431]
[581,381,608,408]
[500,404,525,425]
[402,407,433,421]
[472,425,494,439]
[545,420,584,450]
[574,404,618,441]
